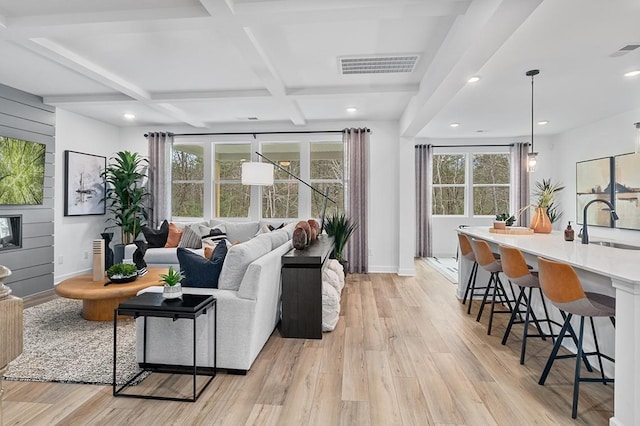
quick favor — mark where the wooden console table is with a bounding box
[280,235,334,339]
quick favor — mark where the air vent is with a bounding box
[339,55,418,75]
[609,44,640,57]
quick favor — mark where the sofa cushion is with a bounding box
[142,220,169,248]
[201,224,227,247]
[268,229,290,250]
[210,220,259,243]
[177,244,227,288]
[218,235,272,291]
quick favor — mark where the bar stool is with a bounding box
[499,245,554,364]
[457,233,480,314]
[470,239,515,335]
[537,257,615,419]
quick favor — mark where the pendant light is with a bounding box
[526,69,540,172]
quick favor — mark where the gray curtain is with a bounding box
[415,144,433,257]
[511,142,530,226]
[344,128,369,274]
[147,132,173,227]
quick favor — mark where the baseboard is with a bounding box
[54,268,92,284]
[397,267,416,276]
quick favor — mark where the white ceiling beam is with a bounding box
[43,94,134,105]
[399,0,542,137]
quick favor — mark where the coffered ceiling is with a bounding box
[0,0,638,139]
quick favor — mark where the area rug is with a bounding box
[4,298,146,386]
[424,257,458,284]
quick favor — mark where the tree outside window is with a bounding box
[473,154,510,215]
[171,143,204,217]
[215,144,251,217]
[432,154,465,215]
[310,142,344,217]
[262,143,299,218]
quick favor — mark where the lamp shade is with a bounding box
[241,162,274,185]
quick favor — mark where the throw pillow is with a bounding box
[268,223,285,231]
[202,225,227,247]
[164,222,183,248]
[177,244,227,288]
[141,220,169,248]
[178,224,203,249]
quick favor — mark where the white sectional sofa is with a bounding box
[134,221,295,373]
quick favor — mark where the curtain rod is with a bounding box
[144,129,371,137]
[427,143,517,148]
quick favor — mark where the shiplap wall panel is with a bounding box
[0,83,54,298]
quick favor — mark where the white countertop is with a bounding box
[458,227,640,285]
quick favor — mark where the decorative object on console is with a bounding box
[92,239,105,281]
[141,220,169,248]
[576,157,613,227]
[160,266,183,299]
[102,151,149,245]
[106,263,138,284]
[132,240,148,276]
[525,69,540,172]
[292,227,308,250]
[64,150,106,216]
[308,219,320,240]
[324,212,357,274]
[101,232,114,270]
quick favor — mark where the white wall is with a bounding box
[551,108,640,245]
[54,110,144,282]
[120,120,401,274]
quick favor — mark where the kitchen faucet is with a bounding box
[581,199,619,244]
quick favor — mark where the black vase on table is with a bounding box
[100,232,114,270]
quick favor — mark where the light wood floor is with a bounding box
[3,260,613,425]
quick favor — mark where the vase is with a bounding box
[101,232,114,270]
[530,207,552,233]
[163,283,183,299]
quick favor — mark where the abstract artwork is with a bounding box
[64,150,106,216]
[613,152,640,230]
[0,136,46,205]
[576,157,613,227]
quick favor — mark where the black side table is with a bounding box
[113,292,216,402]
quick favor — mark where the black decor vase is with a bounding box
[101,232,114,270]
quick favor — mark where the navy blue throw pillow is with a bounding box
[177,244,227,288]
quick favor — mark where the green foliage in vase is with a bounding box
[532,178,565,223]
[324,212,357,261]
[495,213,516,226]
[0,137,46,205]
[160,266,183,286]
[102,151,149,245]
[107,263,137,277]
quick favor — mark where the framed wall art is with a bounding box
[613,152,640,230]
[576,156,614,227]
[64,150,106,216]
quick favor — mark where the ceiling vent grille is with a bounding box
[340,55,418,75]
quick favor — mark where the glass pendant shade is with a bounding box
[527,152,538,172]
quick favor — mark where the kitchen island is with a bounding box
[457,227,639,426]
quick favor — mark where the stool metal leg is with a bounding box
[539,313,573,385]
[572,316,586,419]
[462,261,477,305]
[501,286,525,345]
[589,317,607,384]
[475,273,494,322]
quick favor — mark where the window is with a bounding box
[171,143,204,217]
[473,154,510,215]
[432,154,465,215]
[310,142,344,217]
[432,151,511,217]
[215,144,251,217]
[262,143,300,218]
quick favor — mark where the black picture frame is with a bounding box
[576,156,614,227]
[64,150,106,216]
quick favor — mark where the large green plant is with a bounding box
[324,212,357,261]
[102,151,149,245]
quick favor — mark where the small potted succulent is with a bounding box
[106,263,138,284]
[160,266,183,299]
[494,213,516,229]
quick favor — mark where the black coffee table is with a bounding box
[113,292,216,402]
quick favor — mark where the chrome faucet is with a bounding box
[581,199,619,244]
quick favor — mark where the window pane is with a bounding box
[473,154,510,184]
[172,183,203,217]
[433,154,465,185]
[172,144,204,180]
[474,186,510,215]
[311,142,343,180]
[432,187,465,215]
[217,183,250,217]
[262,143,300,180]
[311,183,344,218]
[216,144,250,180]
[262,183,299,218]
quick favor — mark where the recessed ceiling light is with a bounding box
[450,123,460,128]
[123,113,135,121]
[624,70,640,77]
[537,120,549,125]
[467,76,481,83]
[346,107,358,113]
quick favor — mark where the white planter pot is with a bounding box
[162,283,183,299]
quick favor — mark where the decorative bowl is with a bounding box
[107,273,138,284]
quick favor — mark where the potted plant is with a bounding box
[494,213,516,229]
[530,178,565,233]
[324,212,357,275]
[106,263,138,284]
[102,151,149,263]
[160,266,183,299]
